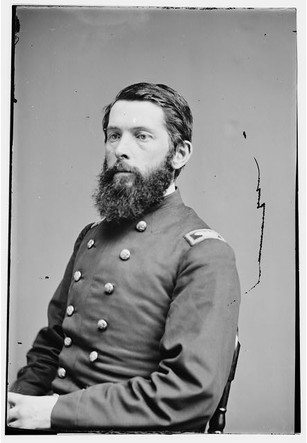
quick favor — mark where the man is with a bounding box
[7,82,240,432]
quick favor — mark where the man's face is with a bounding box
[104,100,171,181]
[93,99,175,222]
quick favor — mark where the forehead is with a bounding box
[108,100,166,129]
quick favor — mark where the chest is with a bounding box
[64,221,186,340]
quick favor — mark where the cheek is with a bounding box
[146,147,169,167]
[105,149,116,165]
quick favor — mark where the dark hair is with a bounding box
[102,82,193,178]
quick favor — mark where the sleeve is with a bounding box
[51,239,241,432]
[9,224,93,396]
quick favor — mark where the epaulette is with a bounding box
[184,229,225,246]
[91,217,105,229]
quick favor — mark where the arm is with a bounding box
[51,239,240,431]
[9,224,93,396]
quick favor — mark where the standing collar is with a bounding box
[164,182,176,197]
[146,187,184,214]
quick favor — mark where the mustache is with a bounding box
[104,160,140,175]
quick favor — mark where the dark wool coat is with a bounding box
[11,190,240,432]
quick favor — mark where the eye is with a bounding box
[107,132,120,142]
[136,132,151,141]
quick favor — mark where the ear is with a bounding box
[171,141,193,171]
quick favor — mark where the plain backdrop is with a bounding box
[7,6,297,434]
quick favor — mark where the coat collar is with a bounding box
[145,188,185,215]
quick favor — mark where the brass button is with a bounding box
[136,220,147,232]
[104,282,114,294]
[74,271,82,282]
[66,305,74,316]
[97,319,108,331]
[87,239,95,249]
[64,337,72,347]
[89,351,98,363]
[119,249,130,261]
[57,367,66,378]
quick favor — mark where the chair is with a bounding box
[207,335,241,434]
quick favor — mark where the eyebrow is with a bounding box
[106,125,155,133]
[105,126,120,132]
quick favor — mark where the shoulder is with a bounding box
[174,213,240,304]
[182,229,236,267]
[177,205,226,245]
[177,207,236,263]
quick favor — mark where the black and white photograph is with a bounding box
[1,0,304,440]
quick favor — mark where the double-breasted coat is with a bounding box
[11,190,240,432]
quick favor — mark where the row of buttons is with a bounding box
[58,319,107,379]
[57,220,148,380]
[73,220,148,282]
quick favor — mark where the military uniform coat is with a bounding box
[11,190,240,432]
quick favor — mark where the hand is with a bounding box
[7,392,59,429]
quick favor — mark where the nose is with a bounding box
[114,133,132,160]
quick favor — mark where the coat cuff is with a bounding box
[51,389,84,429]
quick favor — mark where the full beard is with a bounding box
[93,153,174,223]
